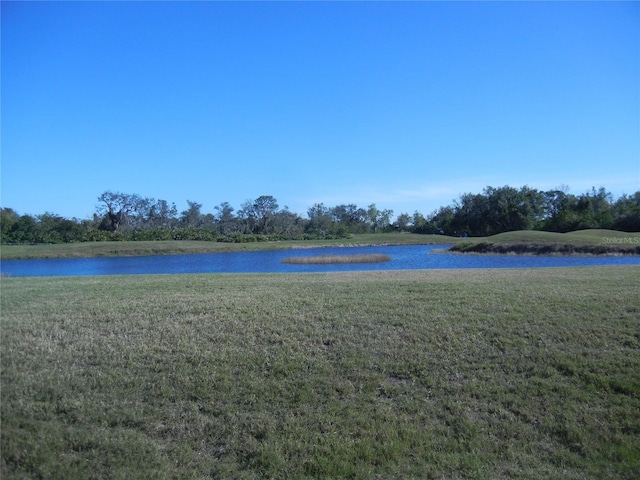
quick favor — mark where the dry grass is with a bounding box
[282,253,391,264]
[2,266,639,479]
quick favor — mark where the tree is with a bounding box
[237,196,280,235]
[96,191,180,233]
[35,213,84,243]
[393,212,411,232]
[450,192,489,236]
[252,195,279,234]
[10,214,38,243]
[214,202,240,235]
[306,203,337,238]
[483,185,544,234]
[542,187,613,232]
[307,203,329,219]
[429,206,456,236]
[541,189,575,232]
[576,187,613,229]
[150,199,178,230]
[330,204,368,233]
[272,207,305,237]
[238,200,257,234]
[429,186,549,236]
[1,208,19,243]
[214,202,234,223]
[97,191,142,232]
[366,204,393,233]
[611,192,640,231]
[132,198,177,230]
[180,201,203,227]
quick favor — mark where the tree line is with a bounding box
[1,186,638,244]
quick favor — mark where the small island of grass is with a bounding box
[282,253,391,264]
[449,242,640,256]
[447,230,640,256]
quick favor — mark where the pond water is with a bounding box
[2,245,640,277]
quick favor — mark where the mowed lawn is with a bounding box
[1,267,639,479]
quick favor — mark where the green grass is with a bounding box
[282,254,391,264]
[451,230,640,255]
[485,229,640,245]
[2,267,639,479]
[0,233,453,260]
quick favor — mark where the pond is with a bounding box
[2,245,640,277]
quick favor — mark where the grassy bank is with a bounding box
[451,242,640,255]
[485,229,640,245]
[0,233,452,260]
[2,267,639,479]
[451,230,640,256]
[2,230,638,260]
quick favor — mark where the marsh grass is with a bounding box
[2,267,639,479]
[282,253,391,264]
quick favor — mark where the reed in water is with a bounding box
[282,253,391,264]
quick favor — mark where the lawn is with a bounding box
[1,266,639,479]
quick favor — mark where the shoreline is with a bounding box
[2,230,640,260]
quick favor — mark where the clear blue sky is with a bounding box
[2,1,639,220]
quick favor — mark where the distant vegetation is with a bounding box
[1,186,638,244]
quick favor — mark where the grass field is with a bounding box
[2,266,639,479]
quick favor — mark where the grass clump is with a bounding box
[2,267,640,478]
[282,253,391,264]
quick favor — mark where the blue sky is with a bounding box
[2,1,639,220]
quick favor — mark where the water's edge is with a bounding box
[2,244,640,277]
